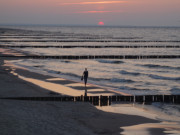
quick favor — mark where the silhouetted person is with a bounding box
[83,68,88,87]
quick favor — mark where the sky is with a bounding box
[0,0,180,26]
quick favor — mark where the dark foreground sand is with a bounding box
[0,99,161,135]
[0,52,167,135]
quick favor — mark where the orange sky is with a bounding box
[0,0,180,26]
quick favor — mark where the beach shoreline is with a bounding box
[1,48,130,97]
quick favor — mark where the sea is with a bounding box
[1,25,180,134]
[0,25,180,96]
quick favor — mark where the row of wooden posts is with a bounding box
[1,95,180,106]
[1,40,180,42]
[0,45,180,48]
[1,55,180,59]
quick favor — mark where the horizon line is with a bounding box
[0,23,180,28]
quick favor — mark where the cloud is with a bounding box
[60,1,127,5]
[76,10,122,14]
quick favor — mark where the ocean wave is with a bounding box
[110,78,135,83]
[33,65,44,68]
[139,64,180,70]
[148,74,180,81]
[60,60,71,63]
[88,77,135,83]
[170,87,180,93]
[42,66,137,83]
[119,70,141,76]
[46,70,83,79]
[46,70,135,83]
[118,86,149,91]
[97,59,124,64]
[42,69,109,81]
[112,37,143,39]
[45,69,61,74]
[91,77,135,83]
[119,69,180,81]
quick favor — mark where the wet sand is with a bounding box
[0,49,172,135]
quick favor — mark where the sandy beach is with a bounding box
[0,49,180,135]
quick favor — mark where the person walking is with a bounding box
[82,68,88,87]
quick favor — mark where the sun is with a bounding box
[98,21,104,26]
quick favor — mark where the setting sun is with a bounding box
[98,21,104,25]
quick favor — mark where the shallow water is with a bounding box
[97,102,180,135]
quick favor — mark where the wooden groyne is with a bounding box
[0,45,180,48]
[1,95,180,106]
[1,55,180,59]
[1,40,180,43]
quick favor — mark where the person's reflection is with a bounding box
[84,87,87,97]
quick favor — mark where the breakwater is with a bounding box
[1,95,180,106]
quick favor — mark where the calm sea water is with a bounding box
[1,25,180,95]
